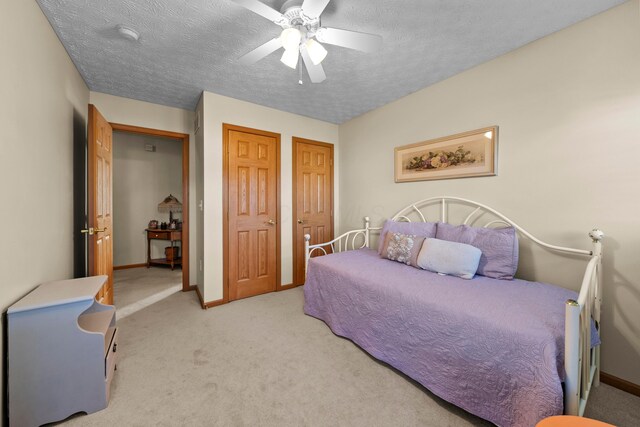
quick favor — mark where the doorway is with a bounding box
[85,105,190,311]
[111,125,189,311]
[292,137,334,286]
[223,124,281,302]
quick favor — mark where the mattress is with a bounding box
[303,248,591,427]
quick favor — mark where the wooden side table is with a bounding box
[146,228,182,270]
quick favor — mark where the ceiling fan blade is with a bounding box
[238,38,282,65]
[316,27,382,53]
[232,0,286,23]
[301,45,326,83]
[301,0,331,19]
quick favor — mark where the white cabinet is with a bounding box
[7,276,118,427]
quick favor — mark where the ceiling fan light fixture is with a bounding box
[280,48,299,69]
[280,28,302,51]
[305,39,327,65]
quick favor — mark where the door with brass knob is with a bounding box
[293,137,334,286]
[225,124,280,301]
[87,105,114,305]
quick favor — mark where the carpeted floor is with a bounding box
[114,267,182,309]
[61,287,640,426]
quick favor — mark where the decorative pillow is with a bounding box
[377,220,437,255]
[417,238,482,279]
[380,232,425,268]
[435,223,519,280]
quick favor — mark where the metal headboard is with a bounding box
[391,196,594,256]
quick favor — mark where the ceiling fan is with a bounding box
[233,0,382,83]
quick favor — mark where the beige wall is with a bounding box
[113,132,183,266]
[201,92,339,302]
[0,0,90,411]
[89,92,198,286]
[338,0,640,384]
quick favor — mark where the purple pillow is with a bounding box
[377,219,437,254]
[435,223,519,280]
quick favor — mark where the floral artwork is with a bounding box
[405,146,482,171]
[395,126,497,182]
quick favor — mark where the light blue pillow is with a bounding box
[417,238,482,279]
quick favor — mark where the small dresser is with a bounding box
[7,275,118,427]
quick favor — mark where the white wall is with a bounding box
[89,92,198,286]
[113,132,183,266]
[0,0,90,412]
[201,92,339,302]
[338,1,640,385]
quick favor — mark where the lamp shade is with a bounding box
[280,48,299,69]
[157,194,182,213]
[305,39,327,65]
[280,28,301,51]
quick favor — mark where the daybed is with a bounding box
[303,197,602,427]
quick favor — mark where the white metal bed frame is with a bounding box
[304,196,603,417]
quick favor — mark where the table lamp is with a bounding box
[157,194,182,222]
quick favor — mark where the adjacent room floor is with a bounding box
[64,288,640,426]
[113,267,182,318]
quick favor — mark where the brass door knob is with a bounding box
[94,227,108,233]
[297,219,305,224]
[266,219,276,226]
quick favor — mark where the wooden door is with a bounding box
[225,125,280,300]
[88,105,114,305]
[293,138,334,286]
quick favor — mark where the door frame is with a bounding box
[291,137,334,286]
[110,122,192,293]
[222,123,282,303]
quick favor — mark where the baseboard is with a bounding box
[194,286,206,309]
[203,297,227,308]
[278,283,301,290]
[194,286,227,309]
[113,263,147,270]
[195,284,300,309]
[601,371,640,397]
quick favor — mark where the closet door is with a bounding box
[225,125,280,300]
[293,138,334,286]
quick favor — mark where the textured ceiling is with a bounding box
[37,0,625,124]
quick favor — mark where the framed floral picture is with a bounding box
[394,126,498,182]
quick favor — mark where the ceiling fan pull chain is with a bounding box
[298,55,303,85]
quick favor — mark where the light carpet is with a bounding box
[61,288,640,426]
[114,267,182,319]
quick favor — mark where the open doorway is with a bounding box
[110,123,190,316]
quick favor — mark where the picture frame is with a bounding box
[394,126,498,183]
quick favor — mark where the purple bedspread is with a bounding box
[303,248,581,427]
